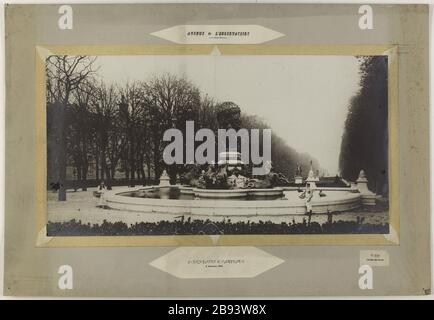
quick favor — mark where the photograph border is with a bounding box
[34,44,399,247]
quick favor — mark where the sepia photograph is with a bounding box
[44,51,390,238]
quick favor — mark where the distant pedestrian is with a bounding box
[98,181,107,208]
[98,181,107,191]
[305,188,313,214]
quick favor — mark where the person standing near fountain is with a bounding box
[97,181,107,207]
[305,185,313,214]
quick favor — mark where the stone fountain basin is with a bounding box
[179,187,284,200]
[101,186,362,216]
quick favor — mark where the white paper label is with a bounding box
[150,246,284,279]
[151,25,285,44]
[360,250,389,267]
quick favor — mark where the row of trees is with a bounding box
[47,55,319,200]
[339,56,388,195]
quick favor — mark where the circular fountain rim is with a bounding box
[100,185,363,216]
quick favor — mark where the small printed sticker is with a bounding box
[360,250,389,267]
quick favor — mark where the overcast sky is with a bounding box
[95,55,361,175]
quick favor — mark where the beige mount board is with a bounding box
[4,4,431,296]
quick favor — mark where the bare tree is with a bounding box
[46,55,98,200]
[89,82,122,185]
[118,82,148,183]
[67,80,97,191]
[142,74,201,178]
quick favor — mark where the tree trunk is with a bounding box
[147,162,151,185]
[95,153,99,181]
[153,140,161,181]
[57,103,67,201]
[124,160,129,180]
[82,166,88,191]
[110,166,116,181]
[140,165,146,185]
[76,166,82,191]
[105,166,111,187]
[136,169,141,181]
[100,150,106,181]
[130,167,135,180]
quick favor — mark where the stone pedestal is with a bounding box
[159,170,171,187]
[305,180,316,189]
[356,170,376,205]
[294,176,303,185]
[306,166,319,189]
[159,170,171,199]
